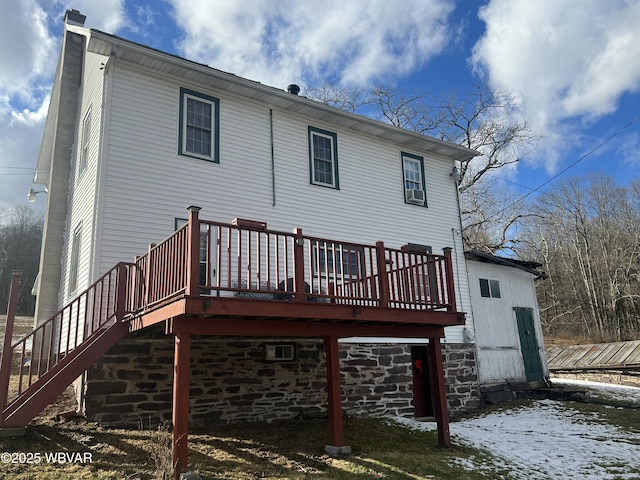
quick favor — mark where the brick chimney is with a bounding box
[64,9,86,27]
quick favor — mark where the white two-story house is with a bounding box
[4,10,488,474]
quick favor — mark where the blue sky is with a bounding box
[1,0,639,211]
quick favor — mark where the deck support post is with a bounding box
[427,337,450,447]
[0,272,21,425]
[115,263,128,321]
[324,335,349,454]
[442,247,457,312]
[375,241,389,308]
[186,206,202,296]
[172,331,191,478]
[293,228,307,302]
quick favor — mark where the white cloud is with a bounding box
[0,0,127,208]
[168,0,455,88]
[618,131,640,168]
[470,0,640,172]
[0,0,56,105]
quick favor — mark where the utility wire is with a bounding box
[492,112,640,217]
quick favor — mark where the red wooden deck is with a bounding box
[1,206,465,478]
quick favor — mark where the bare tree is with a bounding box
[305,83,539,252]
[521,175,640,341]
[0,205,43,315]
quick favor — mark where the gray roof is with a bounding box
[547,340,640,371]
[465,250,547,279]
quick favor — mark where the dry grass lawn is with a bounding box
[0,385,507,480]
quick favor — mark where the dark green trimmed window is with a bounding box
[402,152,427,206]
[179,87,220,162]
[308,126,339,189]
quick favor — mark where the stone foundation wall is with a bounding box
[340,344,415,418]
[441,343,482,415]
[84,336,481,427]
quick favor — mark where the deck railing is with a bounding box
[127,208,458,314]
[129,222,189,312]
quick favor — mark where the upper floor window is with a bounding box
[402,152,427,206]
[179,87,220,162]
[308,127,339,189]
[479,278,501,298]
[78,107,91,176]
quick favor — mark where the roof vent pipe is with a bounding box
[287,84,300,95]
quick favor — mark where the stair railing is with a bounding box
[0,262,132,415]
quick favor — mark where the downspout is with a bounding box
[451,164,478,346]
[452,162,473,343]
[270,108,276,206]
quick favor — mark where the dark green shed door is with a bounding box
[515,308,544,382]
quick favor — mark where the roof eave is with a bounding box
[86,30,479,162]
[466,250,547,279]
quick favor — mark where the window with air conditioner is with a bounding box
[402,152,427,206]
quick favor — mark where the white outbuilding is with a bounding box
[465,250,549,401]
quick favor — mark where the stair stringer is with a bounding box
[1,320,129,427]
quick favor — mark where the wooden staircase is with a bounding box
[0,263,132,428]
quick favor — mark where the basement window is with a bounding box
[479,278,501,298]
[264,343,296,362]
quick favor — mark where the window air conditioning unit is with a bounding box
[406,188,425,205]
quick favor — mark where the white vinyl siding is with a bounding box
[59,51,107,307]
[94,59,471,343]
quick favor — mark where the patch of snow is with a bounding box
[551,377,640,404]
[390,396,640,479]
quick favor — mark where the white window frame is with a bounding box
[68,223,82,294]
[179,87,220,162]
[263,343,296,362]
[402,152,427,206]
[78,107,91,176]
[309,126,339,189]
